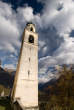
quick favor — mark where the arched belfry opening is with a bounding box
[28,35,34,43]
[30,27,33,32]
[26,22,36,33]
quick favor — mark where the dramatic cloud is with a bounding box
[0,0,74,82]
[0,1,41,69]
[38,1,74,59]
[0,2,20,52]
[37,0,74,82]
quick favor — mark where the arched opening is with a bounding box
[30,27,33,32]
[28,35,34,43]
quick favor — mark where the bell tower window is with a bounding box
[30,27,33,32]
[28,35,34,43]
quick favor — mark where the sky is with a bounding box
[0,0,74,82]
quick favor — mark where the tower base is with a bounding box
[22,107,39,110]
[13,105,39,110]
[11,101,39,110]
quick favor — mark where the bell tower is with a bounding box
[11,23,39,110]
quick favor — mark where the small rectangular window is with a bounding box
[28,70,30,77]
[29,58,30,62]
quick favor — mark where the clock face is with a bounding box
[29,35,34,43]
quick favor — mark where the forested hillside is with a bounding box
[39,65,74,110]
[0,67,14,96]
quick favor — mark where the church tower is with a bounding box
[11,23,39,110]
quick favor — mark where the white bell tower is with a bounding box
[11,23,39,110]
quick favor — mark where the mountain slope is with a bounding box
[0,67,14,88]
[39,66,74,110]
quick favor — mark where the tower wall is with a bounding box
[11,23,39,109]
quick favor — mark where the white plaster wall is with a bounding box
[14,29,38,107]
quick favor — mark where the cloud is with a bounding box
[0,1,20,53]
[39,56,57,74]
[37,0,74,78]
[4,64,16,69]
[0,1,41,68]
[38,0,74,35]
[17,7,34,22]
[0,0,74,83]
[39,72,56,83]
[38,26,64,58]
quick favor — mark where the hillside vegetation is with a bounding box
[0,67,14,96]
[39,65,74,110]
[0,98,11,110]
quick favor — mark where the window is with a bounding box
[29,58,30,62]
[30,27,33,32]
[28,70,30,77]
[28,35,34,43]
